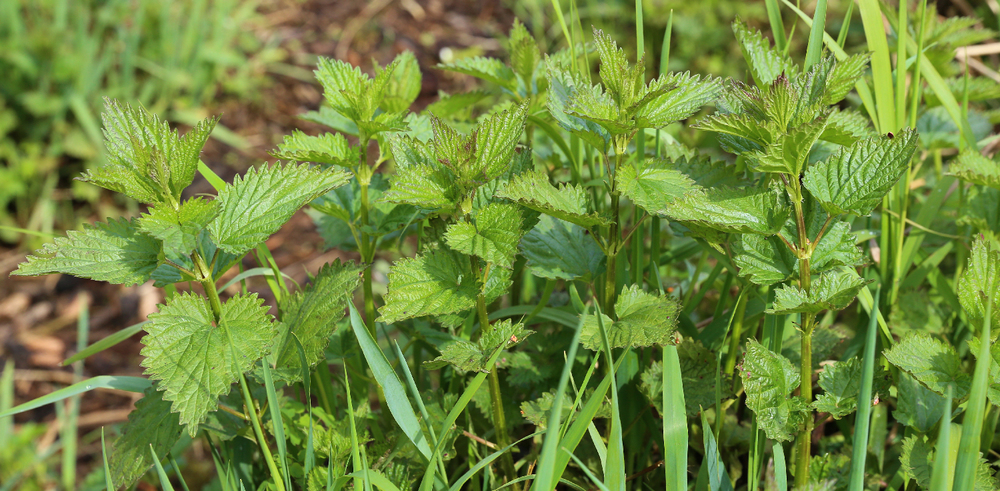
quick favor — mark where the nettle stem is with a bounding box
[193,250,285,490]
[789,180,815,487]
[357,135,377,335]
[604,151,625,317]
[471,255,516,481]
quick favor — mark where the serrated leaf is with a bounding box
[669,153,743,188]
[209,162,350,257]
[519,215,605,282]
[444,202,526,269]
[141,292,276,435]
[694,113,772,150]
[616,158,700,216]
[508,19,540,86]
[580,285,680,350]
[899,435,934,488]
[383,134,460,210]
[80,99,216,205]
[496,170,608,228]
[378,248,512,324]
[311,174,427,249]
[803,128,918,216]
[149,234,238,288]
[820,108,872,146]
[315,57,365,121]
[667,185,790,235]
[109,386,182,489]
[731,234,796,286]
[745,118,828,175]
[547,66,611,151]
[884,333,970,400]
[426,91,491,118]
[592,27,644,108]
[957,237,1000,328]
[425,320,529,372]
[380,51,422,114]
[271,130,359,168]
[824,53,870,105]
[732,20,796,88]
[439,56,517,91]
[952,150,1000,190]
[13,217,160,286]
[767,267,870,315]
[814,358,888,419]
[634,72,721,128]
[640,338,735,416]
[138,197,218,258]
[566,80,632,136]
[270,260,363,384]
[741,339,807,442]
[475,101,528,181]
[894,372,945,433]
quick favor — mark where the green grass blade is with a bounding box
[773,441,788,491]
[532,315,588,491]
[218,268,296,292]
[347,301,433,460]
[62,321,147,366]
[857,0,897,132]
[102,428,114,491]
[393,341,448,479]
[594,306,625,490]
[953,285,994,489]
[198,161,226,192]
[449,431,543,491]
[662,345,688,490]
[149,445,177,491]
[490,305,580,328]
[894,0,907,129]
[849,286,881,490]
[929,386,953,491]
[804,0,828,70]
[261,360,292,491]
[701,410,734,491]
[168,453,192,491]
[836,1,855,48]
[764,0,787,52]
[290,334,316,478]
[660,11,673,74]
[566,451,611,491]
[343,368,370,491]
[0,376,151,418]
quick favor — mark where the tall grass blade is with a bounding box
[290,335,316,478]
[347,301,433,460]
[857,0,897,132]
[764,0,788,52]
[849,286,881,490]
[953,285,994,489]
[343,368,371,491]
[62,321,147,366]
[261,359,292,491]
[804,0,828,70]
[449,431,542,491]
[168,453,192,491]
[773,441,787,491]
[894,0,907,129]
[929,386,953,491]
[662,345,688,490]
[701,411,734,491]
[0,376,150,418]
[532,315,587,491]
[102,428,114,490]
[393,341,448,479]
[594,305,625,490]
[149,445,177,491]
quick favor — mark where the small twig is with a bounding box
[881,208,965,240]
[462,430,499,450]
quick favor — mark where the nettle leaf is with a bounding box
[676,338,734,416]
[731,234,796,286]
[508,19,540,86]
[445,202,526,269]
[768,267,870,315]
[634,72,721,128]
[311,174,427,249]
[270,260,363,384]
[732,20,796,87]
[315,57,365,120]
[378,248,512,324]
[580,285,680,350]
[519,215,605,282]
[383,134,460,210]
[894,372,945,433]
[900,435,999,491]
[547,66,611,151]
[209,162,350,257]
[616,158,700,216]
[951,150,1000,190]
[271,130,359,168]
[79,99,217,205]
[668,185,790,235]
[592,27,644,108]
[814,358,889,419]
[957,237,1000,328]
[803,128,918,216]
[823,53,870,105]
[439,56,517,92]
[13,217,160,286]
[426,91,492,119]
[670,153,742,188]
[109,386,182,490]
[138,197,218,258]
[380,51,422,114]
[967,336,1000,407]
[425,320,529,372]
[820,108,872,146]
[566,80,632,136]
[497,170,608,228]
[694,113,773,151]
[149,234,238,288]
[141,292,276,435]
[745,118,827,175]
[884,333,971,400]
[474,101,528,182]
[741,339,807,442]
